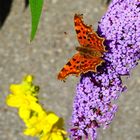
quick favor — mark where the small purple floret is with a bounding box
[70,0,140,139]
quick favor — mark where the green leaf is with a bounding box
[29,0,44,41]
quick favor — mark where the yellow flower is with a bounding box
[6,75,38,106]
[24,110,47,136]
[6,75,40,120]
[19,101,43,121]
[6,93,37,107]
[6,75,69,140]
[9,75,39,97]
[40,127,67,140]
[40,112,67,140]
[24,112,67,140]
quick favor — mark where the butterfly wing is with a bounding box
[74,14,93,46]
[79,54,104,73]
[57,53,81,80]
[58,14,106,81]
[74,14,106,52]
[87,33,106,52]
[57,53,104,80]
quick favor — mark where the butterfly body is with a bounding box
[58,14,106,80]
[76,46,102,57]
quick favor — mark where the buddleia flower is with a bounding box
[70,0,140,139]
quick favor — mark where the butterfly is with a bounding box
[57,14,106,80]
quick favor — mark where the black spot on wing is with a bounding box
[66,61,71,66]
[75,22,80,26]
[78,36,82,39]
[72,58,76,61]
[76,30,81,34]
[83,36,86,39]
[62,67,68,72]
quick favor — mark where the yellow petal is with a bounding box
[51,132,64,140]
[19,106,31,121]
[30,102,43,113]
[6,94,25,108]
[10,84,23,95]
[24,75,33,83]
[24,127,39,136]
[46,113,59,125]
[40,134,51,140]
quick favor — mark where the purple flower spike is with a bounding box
[70,0,140,139]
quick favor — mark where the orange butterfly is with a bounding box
[58,14,106,80]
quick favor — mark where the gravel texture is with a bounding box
[0,0,140,140]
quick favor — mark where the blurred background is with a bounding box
[0,0,140,140]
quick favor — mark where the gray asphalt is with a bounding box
[0,0,140,140]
